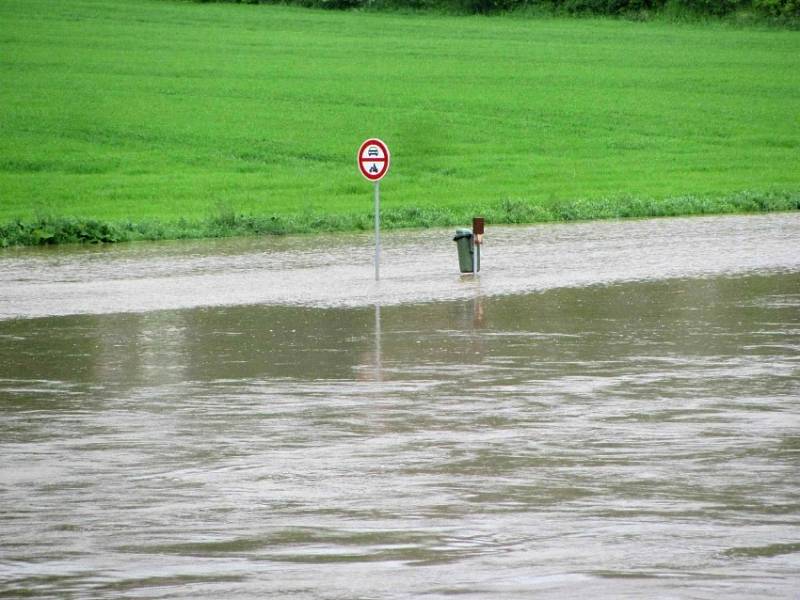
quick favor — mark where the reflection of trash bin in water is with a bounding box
[453,228,479,273]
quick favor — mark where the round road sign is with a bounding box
[358,138,390,182]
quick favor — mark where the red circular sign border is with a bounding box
[358,138,390,182]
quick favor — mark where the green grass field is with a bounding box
[1,0,799,244]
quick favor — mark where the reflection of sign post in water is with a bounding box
[358,138,391,281]
[374,303,382,382]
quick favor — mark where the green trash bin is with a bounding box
[453,228,479,273]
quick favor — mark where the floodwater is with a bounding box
[0,213,798,598]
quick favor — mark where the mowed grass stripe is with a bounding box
[1,0,798,240]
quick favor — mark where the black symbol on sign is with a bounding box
[368,147,379,157]
[369,164,379,174]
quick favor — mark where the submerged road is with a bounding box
[0,212,798,320]
[1,212,799,598]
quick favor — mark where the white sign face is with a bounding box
[358,138,390,181]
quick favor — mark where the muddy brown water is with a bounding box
[1,214,798,598]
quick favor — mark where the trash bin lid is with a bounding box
[453,228,473,241]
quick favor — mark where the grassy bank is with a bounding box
[1,0,799,246]
[2,191,798,246]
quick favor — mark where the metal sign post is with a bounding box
[357,138,390,281]
[374,180,380,281]
[472,217,484,276]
